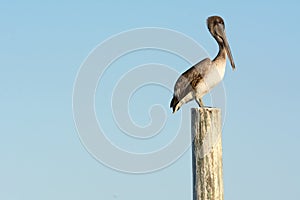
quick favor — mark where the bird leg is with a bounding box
[196,98,205,107]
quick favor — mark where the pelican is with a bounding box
[170,16,236,113]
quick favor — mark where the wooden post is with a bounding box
[192,107,223,200]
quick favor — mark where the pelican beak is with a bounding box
[216,24,236,70]
[223,34,236,70]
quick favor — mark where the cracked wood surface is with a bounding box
[192,108,223,200]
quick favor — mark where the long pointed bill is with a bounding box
[223,34,236,70]
[215,24,236,70]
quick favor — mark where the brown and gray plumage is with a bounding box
[170,16,236,113]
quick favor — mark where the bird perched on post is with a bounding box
[170,16,236,113]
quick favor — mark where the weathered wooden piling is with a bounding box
[192,107,223,200]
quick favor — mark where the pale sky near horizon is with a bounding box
[1,1,300,200]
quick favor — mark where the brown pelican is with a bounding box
[170,16,236,113]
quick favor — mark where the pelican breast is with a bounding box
[195,58,226,97]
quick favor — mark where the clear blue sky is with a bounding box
[1,0,300,200]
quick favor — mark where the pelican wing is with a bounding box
[174,58,212,100]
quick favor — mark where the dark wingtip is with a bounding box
[170,97,174,108]
[170,95,179,113]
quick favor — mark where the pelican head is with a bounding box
[207,16,236,70]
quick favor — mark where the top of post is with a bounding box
[191,107,221,112]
